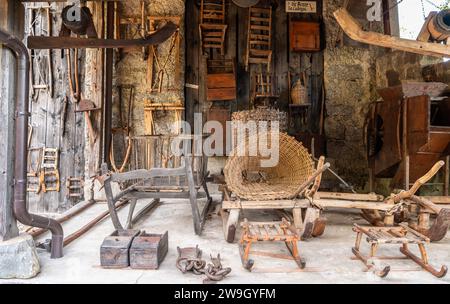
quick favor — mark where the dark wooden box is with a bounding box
[207,74,237,101]
[100,230,140,269]
[206,59,236,101]
[130,231,169,270]
[290,21,321,52]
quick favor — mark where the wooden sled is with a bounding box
[101,154,212,236]
[221,157,330,243]
[239,218,305,271]
[353,224,447,278]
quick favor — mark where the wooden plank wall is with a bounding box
[0,0,23,241]
[185,0,324,134]
[25,3,86,214]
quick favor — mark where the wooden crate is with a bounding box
[290,21,321,52]
[206,59,236,101]
[100,230,141,269]
[130,231,169,270]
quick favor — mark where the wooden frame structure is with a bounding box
[143,100,184,135]
[147,16,182,93]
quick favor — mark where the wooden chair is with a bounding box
[245,6,272,72]
[199,0,228,55]
[101,136,212,236]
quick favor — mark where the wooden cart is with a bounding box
[221,162,450,243]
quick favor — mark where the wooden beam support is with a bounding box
[27,22,178,49]
[222,199,394,211]
[333,8,450,58]
[103,1,114,165]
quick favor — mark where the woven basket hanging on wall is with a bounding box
[291,72,308,105]
[224,132,314,201]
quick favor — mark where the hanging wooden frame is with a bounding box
[146,16,182,93]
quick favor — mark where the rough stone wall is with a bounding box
[376,51,440,88]
[323,0,384,189]
[422,60,450,86]
[114,0,185,137]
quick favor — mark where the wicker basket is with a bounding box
[232,108,288,132]
[224,132,314,201]
[291,74,308,105]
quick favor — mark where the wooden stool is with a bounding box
[239,218,305,271]
[352,224,448,278]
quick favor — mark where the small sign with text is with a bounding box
[286,1,317,13]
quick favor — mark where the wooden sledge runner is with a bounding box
[352,224,448,278]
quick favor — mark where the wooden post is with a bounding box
[103,2,115,165]
[0,0,22,241]
[445,156,449,196]
[403,99,410,190]
[184,0,199,129]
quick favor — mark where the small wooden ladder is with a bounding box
[199,0,228,55]
[246,6,272,72]
[40,148,60,193]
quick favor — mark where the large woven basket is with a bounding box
[224,132,314,201]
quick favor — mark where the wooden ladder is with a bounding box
[199,0,228,55]
[246,6,272,72]
[40,148,60,193]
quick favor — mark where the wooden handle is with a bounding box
[294,162,331,198]
[392,161,445,203]
[308,156,326,197]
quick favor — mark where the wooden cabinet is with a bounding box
[289,21,321,52]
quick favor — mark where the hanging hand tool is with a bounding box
[75,99,101,146]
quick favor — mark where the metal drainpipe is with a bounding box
[0,29,64,259]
